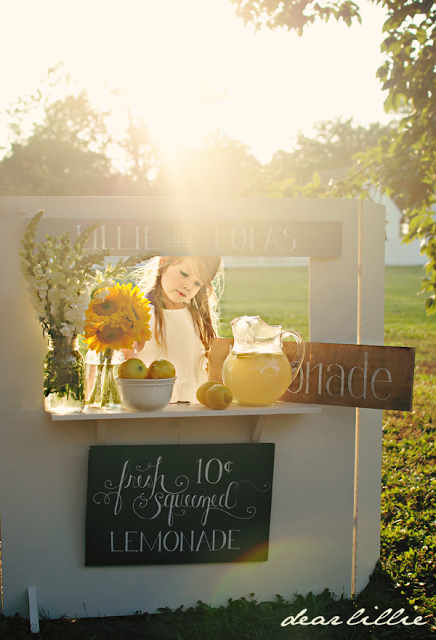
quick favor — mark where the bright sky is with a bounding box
[1,0,389,163]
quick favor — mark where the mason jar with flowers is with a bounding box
[20,210,151,414]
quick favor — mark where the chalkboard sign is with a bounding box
[85,444,275,566]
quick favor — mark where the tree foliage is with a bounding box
[231,0,436,314]
[0,67,258,199]
[0,136,116,196]
[233,0,361,35]
[283,118,393,183]
[0,93,120,196]
[152,130,260,196]
[0,65,157,196]
[239,117,394,197]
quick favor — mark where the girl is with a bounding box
[123,256,224,403]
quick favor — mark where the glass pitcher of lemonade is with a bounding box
[222,316,305,406]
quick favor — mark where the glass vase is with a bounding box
[85,348,125,409]
[44,336,85,414]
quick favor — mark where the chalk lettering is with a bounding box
[140,530,161,552]
[212,530,226,551]
[125,531,138,552]
[180,531,194,552]
[126,476,254,527]
[110,531,123,552]
[228,529,240,549]
[196,530,212,551]
[163,531,180,552]
[111,529,241,553]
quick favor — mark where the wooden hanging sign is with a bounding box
[34,218,342,258]
[210,339,415,411]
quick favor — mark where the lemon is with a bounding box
[196,381,220,406]
[205,384,233,410]
[118,358,148,379]
[147,359,176,379]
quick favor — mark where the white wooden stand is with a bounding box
[0,196,385,619]
[52,402,322,444]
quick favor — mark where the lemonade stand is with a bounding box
[0,196,387,620]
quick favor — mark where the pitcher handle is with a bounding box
[281,329,305,389]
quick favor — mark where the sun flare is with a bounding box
[2,0,389,162]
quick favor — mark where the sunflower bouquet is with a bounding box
[83,283,152,408]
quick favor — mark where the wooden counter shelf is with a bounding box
[51,401,322,443]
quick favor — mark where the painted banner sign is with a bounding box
[85,443,275,566]
[209,340,415,411]
[35,218,342,257]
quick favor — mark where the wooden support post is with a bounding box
[28,587,39,634]
[177,417,182,444]
[249,415,267,443]
[96,420,107,445]
[351,200,363,597]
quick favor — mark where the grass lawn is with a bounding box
[221,265,436,351]
[220,266,310,340]
[1,266,435,639]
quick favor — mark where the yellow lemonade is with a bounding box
[222,352,293,406]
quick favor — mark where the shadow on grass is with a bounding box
[1,564,434,640]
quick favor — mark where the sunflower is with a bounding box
[123,283,152,343]
[91,297,120,317]
[86,285,125,325]
[84,324,134,352]
[83,283,151,353]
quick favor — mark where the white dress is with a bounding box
[135,305,208,403]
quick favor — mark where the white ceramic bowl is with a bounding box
[115,377,176,412]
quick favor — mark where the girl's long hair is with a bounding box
[131,256,224,360]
